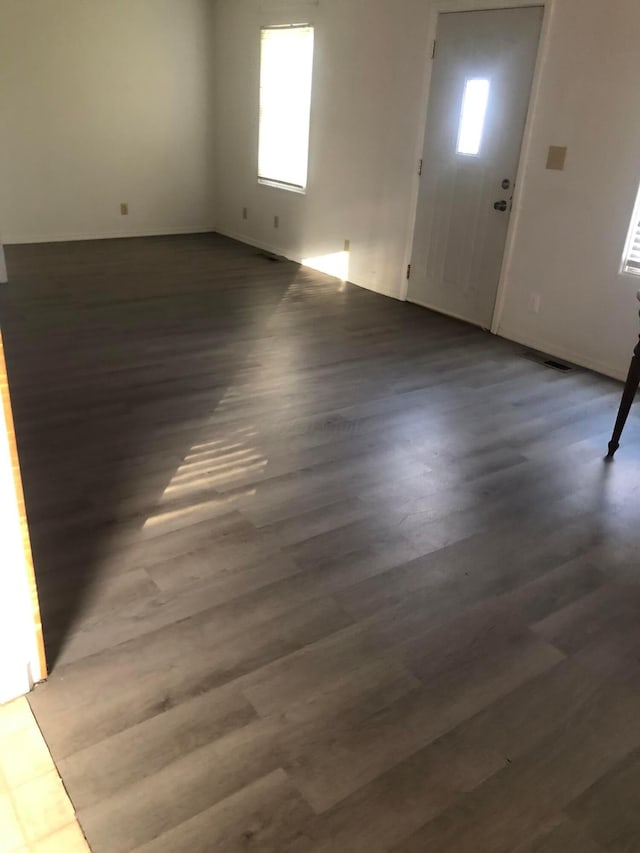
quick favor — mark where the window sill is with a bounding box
[258,178,307,195]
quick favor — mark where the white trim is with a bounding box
[402,0,554,327]
[497,325,627,382]
[491,0,556,333]
[3,225,217,246]
[407,296,490,331]
[214,227,292,260]
[259,0,319,9]
[409,294,627,381]
[215,227,404,300]
[620,179,640,277]
[430,0,548,9]
[258,178,307,194]
[348,279,404,301]
[258,23,314,193]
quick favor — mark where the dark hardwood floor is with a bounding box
[2,233,640,852]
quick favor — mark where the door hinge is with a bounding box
[406,264,412,280]
[418,159,423,176]
[431,40,437,60]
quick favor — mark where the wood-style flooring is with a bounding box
[2,233,640,852]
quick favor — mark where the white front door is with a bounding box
[408,6,543,328]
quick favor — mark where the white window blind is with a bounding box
[258,24,314,192]
[626,226,640,273]
[623,210,640,275]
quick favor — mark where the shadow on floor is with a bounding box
[0,233,299,669]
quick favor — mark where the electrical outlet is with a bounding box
[546,146,567,171]
[274,215,279,229]
[344,239,350,252]
[242,207,248,220]
[528,292,541,314]
[120,203,129,216]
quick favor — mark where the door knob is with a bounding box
[494,200,508,212]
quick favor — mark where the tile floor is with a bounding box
[0,697,89,853]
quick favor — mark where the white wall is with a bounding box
[215,0,640,379]
[2,0,639,378]
[0,0,217,243]
[214,0,430,299]
[496,0,640,380]
[0,388,42,704]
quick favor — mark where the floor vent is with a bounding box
[544,359,573,372]
[522,350,575,373]
[257,251,286,263]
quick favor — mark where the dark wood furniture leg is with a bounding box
[607,292,640,459]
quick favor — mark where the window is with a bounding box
[258,24,314,192]
[622,184,640,275]
[457,78,490,157]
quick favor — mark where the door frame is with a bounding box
[402,0,556,334]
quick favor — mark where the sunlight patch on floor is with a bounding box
[302,250,350,283]
[143,491,257,529]
[144,276,326,534]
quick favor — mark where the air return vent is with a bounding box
[521,349,575,373]
[543,359,572,373]
[256,251,286,263]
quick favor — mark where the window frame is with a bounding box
[257,22,315,194]
[622,181,640,277]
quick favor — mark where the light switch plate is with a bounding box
[546,146,568,171]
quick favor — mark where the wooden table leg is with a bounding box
[607,333,640,459]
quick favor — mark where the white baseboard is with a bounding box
[6,225,619,381]
[497,325,626,383]
[4,225,217,245]
[353,275,404,301]
[214,227,297,263]
[214,227,404,302]
[406,300,625,382]
[407,297,489,330]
